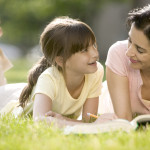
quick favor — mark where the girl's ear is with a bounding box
[55,56,63,67]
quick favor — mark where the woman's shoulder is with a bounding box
[109,40,128,53]
[106,40,130,76]
[107,40,128,62]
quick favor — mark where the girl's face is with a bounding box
[126,23,150,71]
[65,43,99,76]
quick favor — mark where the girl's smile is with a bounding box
[88,61,97,66]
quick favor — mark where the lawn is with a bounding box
[5,58,34,83]
[1,58,150,150]
[1,115,150,150]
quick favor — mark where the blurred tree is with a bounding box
[0,0,130,53]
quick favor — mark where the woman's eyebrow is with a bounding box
[128,35,146,51]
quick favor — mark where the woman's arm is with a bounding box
[106,67,132,121]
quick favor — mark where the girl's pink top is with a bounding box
[105,40,150,115]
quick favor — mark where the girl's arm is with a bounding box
[82,97,99,122]
[106,67,132,121]
[46,97,99,123]
[33,93,52,118]
[33,93,100,126]
[33,94,77,127]
[33,94,88,127]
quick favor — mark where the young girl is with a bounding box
[13,16,104,127]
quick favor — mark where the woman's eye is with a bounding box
[137,47,144,54]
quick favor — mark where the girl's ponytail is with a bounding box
[19,56,51,107]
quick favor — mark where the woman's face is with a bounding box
[126,23,150,72]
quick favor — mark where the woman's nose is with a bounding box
[126,43,135,57]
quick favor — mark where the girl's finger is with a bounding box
[45,111,55,116]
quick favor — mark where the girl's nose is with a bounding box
[91,47,99,58]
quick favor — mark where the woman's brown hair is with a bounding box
[19,16,96,107]
[126,4,150,40]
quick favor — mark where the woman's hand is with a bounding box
[94,113,118,123]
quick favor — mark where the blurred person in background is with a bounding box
[0,24,26,110]
[0,25,13,85]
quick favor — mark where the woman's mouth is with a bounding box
[130,58,138,63]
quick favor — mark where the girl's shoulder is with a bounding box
[39,66,62,80]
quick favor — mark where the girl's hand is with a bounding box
[45,111,64,120]
[94,113,118,123]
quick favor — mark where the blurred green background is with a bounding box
[0,0,149,83]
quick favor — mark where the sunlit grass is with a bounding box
[0,115,150,150]
[5,58,35,83]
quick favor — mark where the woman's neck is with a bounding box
[140,69,150,81]
[140,69,150,100]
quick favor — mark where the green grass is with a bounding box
[5,58,34,83]
[0,115,150,150]
[2,58,150,149]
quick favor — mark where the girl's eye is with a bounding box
[93,43,97,49]
[81,49,88,53]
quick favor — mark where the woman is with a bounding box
[106,5,150,120]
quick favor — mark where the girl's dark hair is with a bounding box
[19,16,96,107]
[126,4,150,40]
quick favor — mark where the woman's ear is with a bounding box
[55,56,63,67]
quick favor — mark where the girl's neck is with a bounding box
[64,72,85,99]
[65,74,85,91]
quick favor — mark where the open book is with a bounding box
[64,114,150,134]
